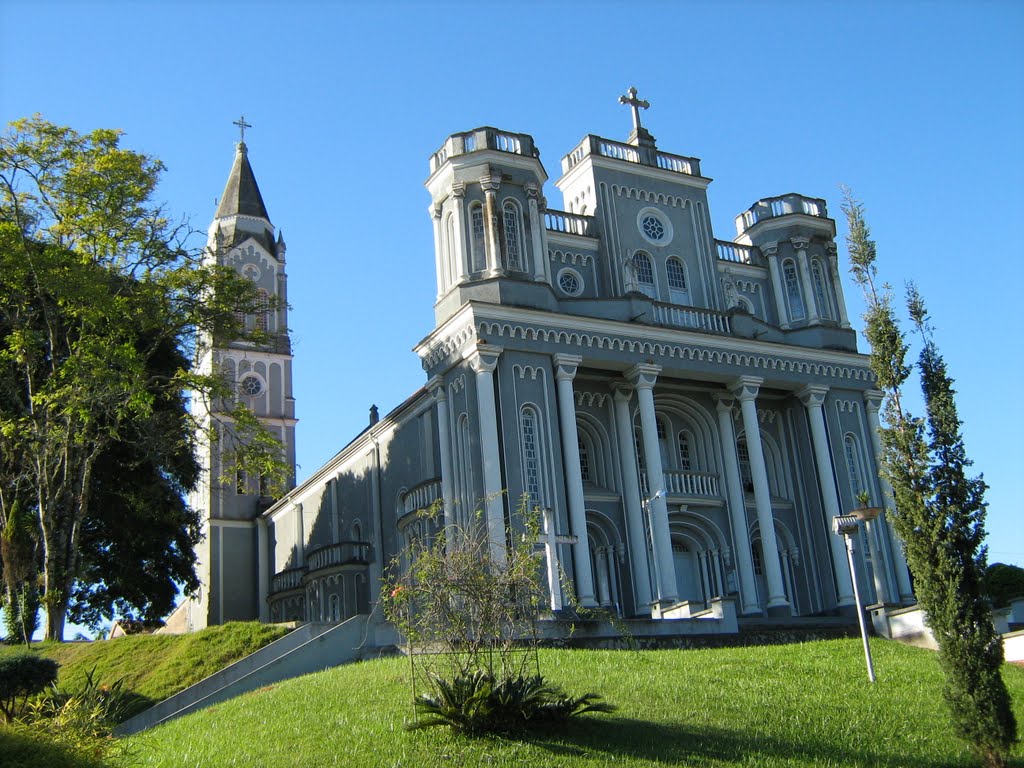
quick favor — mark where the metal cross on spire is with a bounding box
[233,115,252,144]
[618,87,650,131]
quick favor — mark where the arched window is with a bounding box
[578,436,591,482]
[811,259,831,319]
[503,201,523,271]
[351,520,363,542]
[470,203,486,272]
[329,593,340,623]
[255,289,269,332]
[844,433,867,497]
[632,251,656,298]
[737,438,753,490]
[444,213,457,289]
[457,414,474,526]
[520,406,545,507]
[782,259,805,321]
[677,431,693,471]
[666,257,689,305]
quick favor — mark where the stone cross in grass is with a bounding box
[536,507,577,611]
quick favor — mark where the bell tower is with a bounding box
[189,118,297,629]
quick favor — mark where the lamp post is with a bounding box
[832,509,878,683]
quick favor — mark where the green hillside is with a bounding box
[128,639,1024,767]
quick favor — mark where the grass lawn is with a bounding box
[0,621,289,719]
[129,638,1024,767]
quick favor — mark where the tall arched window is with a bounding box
[578,436,591,482]
[520,406,545,507]
[844,433,866,497]
[444,213,457,289]
[255,289,269,332]
[677,430,693,471]
[503,202,523,271]
[782,259,805,320]
[457,414,475,527]
[737,438,753,490]
[666,257,689,305]
[811,259,831,319]
[633,251,656,298]
[470,203,486,272]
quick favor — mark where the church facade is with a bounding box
[192,96,914,631]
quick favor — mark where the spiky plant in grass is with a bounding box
[843,188,1016,767]
[384,496,615,734]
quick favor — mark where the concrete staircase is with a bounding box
[115,615,372,735]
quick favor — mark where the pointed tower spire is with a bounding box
[215,140,271,221]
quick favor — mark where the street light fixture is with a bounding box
[832,512,877,683]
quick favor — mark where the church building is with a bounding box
[189,93,913,632]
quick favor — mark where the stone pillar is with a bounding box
[714,394,761,615]
[257,516,269,623]
[627,364,678,605]
[428,375,456,535]
[466,344,507,564]
[451,183,469,283]
[526,182,548,283]
[612,383,653,610]
[763,242,790,330]
[480,171,504,278]
[826,244,851,328]
[430,203,444,300]
[798,385,855,607]
[865,390,915,602]
[731,376,789,614]
[792,237,819,323]
[553,354,597,607]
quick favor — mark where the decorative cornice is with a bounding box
[513,364,542,380]
[835,399,860,413]
[575,391,609,408]
[612,184,694,209]
[549,249,594,266]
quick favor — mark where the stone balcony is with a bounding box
[735,193,829,236]
[561,134,702,178]
[430,127,539,173]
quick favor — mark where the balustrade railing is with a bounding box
[306,541,371,573]
[561,135,701,177]
[544,209,595,237]
[736,193,829,233]
[430,128,538,172]
[639,470,722,498]
[652,303,732,334]
[271,567,305,593]
[716,240,756,265]
[402,478,442,516]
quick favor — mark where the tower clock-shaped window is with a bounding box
[666,257,690,305]
[503,201,524,271]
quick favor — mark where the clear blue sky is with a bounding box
[3,1,1023,580]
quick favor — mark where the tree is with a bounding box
[1,500,40,644]
[983,563,1024,610]
[843,189,1017,767]
[0,116,284,641]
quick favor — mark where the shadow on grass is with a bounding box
[513,716,970,768]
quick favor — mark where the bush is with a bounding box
[983,563,1024,609]
[0,653,58,722]
[411,670,615,735]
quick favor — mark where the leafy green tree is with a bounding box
[844,189,1017,767]
[0,116,285,641]
[1,501,40,644]
[984,563,1024,610]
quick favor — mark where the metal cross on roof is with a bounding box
[618,87,650,131]
[535,506,578,611]
[233,115,252,143]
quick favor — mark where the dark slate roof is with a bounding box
[215,142,271,221]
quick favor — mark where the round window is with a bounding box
[240,375,263,396]
[557,269,583,297]
[636,207,673,246]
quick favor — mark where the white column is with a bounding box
[428,375,456,535]
[466,344,507,564]
[553,354,597,606]
[763,242,790,329]
[451,183,469,283]
[526,182,548,283]
[430,203,444,300]
[798,384,855,607]
[481,171,504,278]
[792,237,819,323]
[627,364,678,605]
[257,517,269,623]
[826,244,851,328]
[865,390,914,602]
[731,376,789,612]
[612,383,652,610]
[714,394,761,615]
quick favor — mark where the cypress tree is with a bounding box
[843,189,1017,767]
